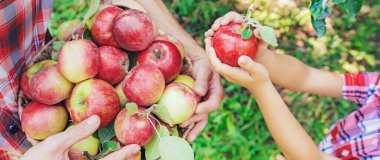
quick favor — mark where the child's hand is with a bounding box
[205,11,269,60]
[205,37,270,91]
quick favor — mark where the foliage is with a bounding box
[49,0,379,159]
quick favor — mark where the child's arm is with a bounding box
[206,12,343,98]
[205,38,323,160]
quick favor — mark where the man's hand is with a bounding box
[180,56,225,142]
[20,115,141,160]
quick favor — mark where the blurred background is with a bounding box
[49,0,379,159]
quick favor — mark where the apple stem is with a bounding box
[82,151,96,160]
[153,49,162,59]
[238,2,257,34]
[147,116,164,142]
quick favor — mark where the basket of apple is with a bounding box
[18,1,197,160]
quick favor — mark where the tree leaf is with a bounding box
[83,0,101,21]
[338,0,364,17]
[311,16,326,37]
[99,141,120,158]
[158,136,194,160]
[258,26,278,47]
[309,0,324,19]
[333,0,346,4]
[241,29,253,40]
[125,103,138,118]
[98,123,115,144]
[144,126,170,160]
[152,104,173,126]
[52,41,65,51]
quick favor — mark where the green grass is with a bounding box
[49,0,379,159]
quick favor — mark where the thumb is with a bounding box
[194,65,211,96]
[238,56,260,75]
[51,115,101,150]
[101,144,141,160]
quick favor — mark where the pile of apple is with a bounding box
[20,4,198,160]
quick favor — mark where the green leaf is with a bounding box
[333,0,346,4]
[52,41,65,51]
[98,123,115,144]
[99,141,120,157]
[158,136,194,160]
[258,25,278,47]
[338,0,364,17]
[311,16,326,37]
[125,103,138,118]
[144,126,170,160]
[83,0,100,21]
[309,0,324,19]
[152,104,173,126]
[241,29,253,40]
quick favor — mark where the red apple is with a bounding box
[96,46,129,85]
[58,39,100,83]
[112,9,155,51]
[156,33,185,58]
[20,60,56,99]
[137,40,182,83]
[114,107,156,146]
[68,79,120,128]
[158,82,198,124]
[91,6,123,47]
[21,101,68,140]
[57,19,86,41]
[29,64,74,105]
[212,23,258,66]
[115,82,128,107]
[122,64,165,106]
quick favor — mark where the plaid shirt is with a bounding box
[320,72,380,160]
[0,0,53,159]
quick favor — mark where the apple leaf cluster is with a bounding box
[310,0,364,37]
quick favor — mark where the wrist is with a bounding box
[248,81,274,97]
[184,44,206,62]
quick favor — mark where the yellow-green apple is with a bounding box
[158,82,198,124]
[29,64,74,105]
[156,33,185,58]
[173,75,195,89]
[20,60,56,99]
[137,40,182,83]
[212,23,258,66]
[96,46,129,85]
[58,39,100,83]
[122,64,165,106]
[115,82,128,107]
[91,6,123,47]
[68,79,120,128]
[114,107,157,146]
[57,19,85,41]
[68,133,100,160]
[112,9,155,51]
[21,101,68,140]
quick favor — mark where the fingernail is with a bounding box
[86,115,99,125]
[238,56,248,65]
[195,86,206,96]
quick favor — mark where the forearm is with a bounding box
[249,83,322,160]
[136,0,205,61]
[256,50,342,98]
